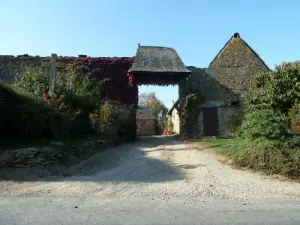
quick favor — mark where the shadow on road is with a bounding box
[0,135,188,183]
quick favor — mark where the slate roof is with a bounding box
[207,32,270,93]
[209,32,269,70]
[129,45,191,74]
[167,99,180,116]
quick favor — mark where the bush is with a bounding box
[215,61,300,179]
[0,83,53,140]
[238,104,288,139]
[289,103,300,134]
[7,62,109,140]
[89,100,133,137]
[245,61,300,115]
[234,137,300,178]
[12,66,49,96]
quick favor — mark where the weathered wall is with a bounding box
[217,106,244,138]
[0,55,137,104]
[136,119,155,136]
[171,108,180,134]
[186,67,240,104]
[181,34,270,138]
[198,110,204,136]
[197,102,244,138]
[0,55,47,82]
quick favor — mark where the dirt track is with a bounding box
[1,136,300,203]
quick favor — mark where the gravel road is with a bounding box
[1,135,300,224]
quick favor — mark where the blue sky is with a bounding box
[1,0,299,108]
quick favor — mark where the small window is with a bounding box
[231,101,240,107]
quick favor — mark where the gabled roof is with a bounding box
[167,99,180,116]
[129,45,191,74]
[207,32,270,93]
[209,32,270,70]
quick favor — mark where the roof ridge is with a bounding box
[138,45,175,50]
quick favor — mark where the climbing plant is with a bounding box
[177,92,204,139]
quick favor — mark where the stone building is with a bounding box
[1,32,270,139]
[167,100,180,134]
[136,107,156,136]
[169,32,270,137]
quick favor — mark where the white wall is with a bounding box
[171,108,180,134]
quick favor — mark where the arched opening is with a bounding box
[127,45,194,139]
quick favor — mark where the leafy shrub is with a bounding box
[12,66,49,96]
[89,100,132,136]
[2,62,108,140]
[245,61,300,115]
[289,103,300,133]
[234,137,300,178]
[55,62,107,110]
[0,83,53,140]
[238,104,288,139]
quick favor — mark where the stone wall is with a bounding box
[186,67,240,104]
[217,106,244,138]
[0,55,46,82]
[0,139,121,179]
[197,100,244,138]
[136,119,155,136]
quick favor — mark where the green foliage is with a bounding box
[289,103,300,133]
[238,61,300,140]
[56,62,107,109]
[178,92,204,139]
[139,92,168,131]
[245,61,300,114]
[12,66,49,96]
[0,82,53,140]
[203,138,247,158]
[234,137,300,178]
[90,101,125,127]
[210,61,300,178]
[4,62,109,141]
[238,104,288,139]
[89,100,134,138]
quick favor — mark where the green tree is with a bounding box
[13,66,49,96]
[240,61,300,139]
[138,92,168,130]
[245,61,300,115]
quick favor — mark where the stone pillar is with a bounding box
[178,77,186,98]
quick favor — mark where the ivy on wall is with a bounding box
[177,92,205,139]
[0,56,138,141]
[1,55,203,141]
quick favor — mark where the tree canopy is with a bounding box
[239,61,300,138]
[245,61,300,114]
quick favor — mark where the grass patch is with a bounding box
[189,138,246,157]
[191,136,300,180]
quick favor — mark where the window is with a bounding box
[231,101,240,107]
